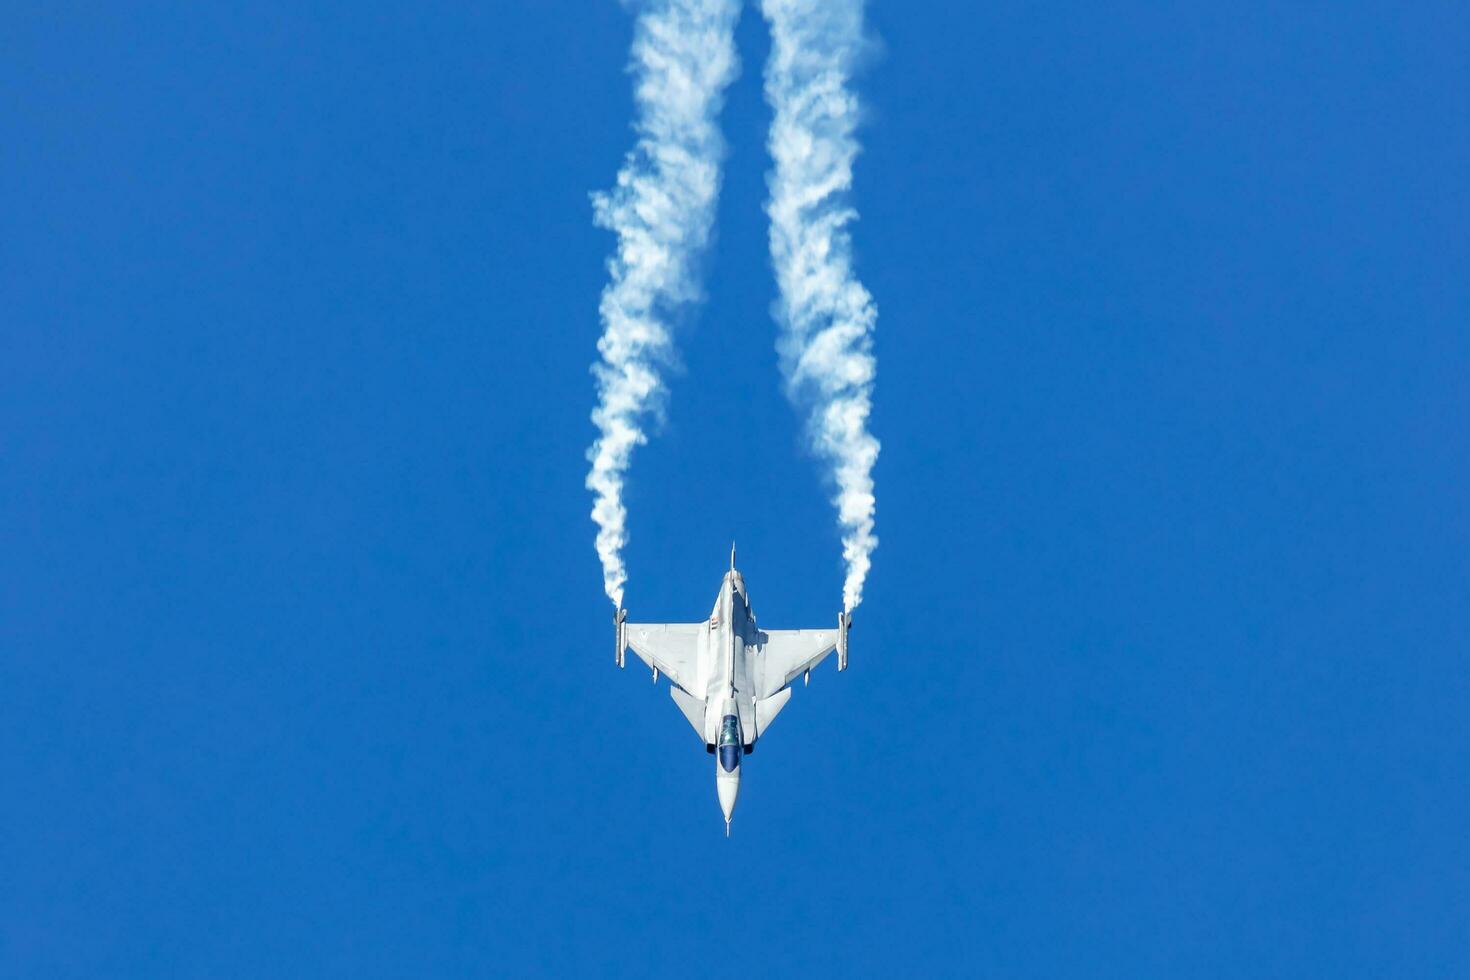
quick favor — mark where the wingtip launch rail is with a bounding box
[614,607,627,669]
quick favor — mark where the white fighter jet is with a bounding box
[614,546,851,835]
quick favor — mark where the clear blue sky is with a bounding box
[4,2,1466,975]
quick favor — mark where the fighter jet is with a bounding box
[614,546,851,835]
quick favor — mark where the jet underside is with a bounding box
[615,549,850,832]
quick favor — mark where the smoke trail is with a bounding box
[587,0,741,608]
[761,0,879,612]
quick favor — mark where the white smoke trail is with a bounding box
[587,0,741,608]
[761,0,879,612]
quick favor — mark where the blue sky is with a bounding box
[4,1,1467,975]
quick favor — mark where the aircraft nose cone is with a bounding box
[716,768,739,825]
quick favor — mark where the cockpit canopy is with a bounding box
[717,714,741,772]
